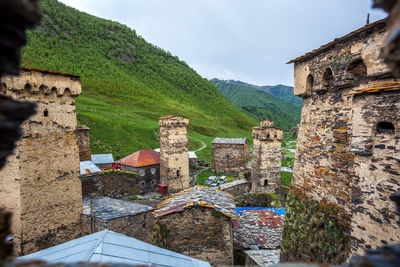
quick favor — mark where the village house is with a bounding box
[159,115,190,193]
[91,153,114,170]
[81,197,154,243]
[283,18,400,262]
[153,186,237,266]
[212,137,249,174]
[116,149,160,190]
[188,151,198,168]
[0,67,83,255]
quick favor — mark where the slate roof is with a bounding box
[80,161,102,175]
[17,229,211,266]
[220,179,249,190]
[153,186,238,220]
[245,249,281,266]
[117,149,160,167]
[91,154,114,165]
[232,208,284,250]
[212,138,248,145]
[83,197,152,220]
[188,151,197,159]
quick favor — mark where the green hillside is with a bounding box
[261,84,302,107]
[210,79,301,132]
[22,0,256,161]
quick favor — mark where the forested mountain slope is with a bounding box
[22,0,256,160]
[211,79,301,132]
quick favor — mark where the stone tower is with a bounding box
[159,115,189,193]
[0,67,83,255]
[76,125,91,161]
[251,120,283,194]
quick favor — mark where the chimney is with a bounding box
[76,125,91,161]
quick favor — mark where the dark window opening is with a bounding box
[43,109,49,117]
[177,170,181,177]
[226,155,230,159]
[377,122,395,134]
[306,74,314,93]
[24,83,32,92]
[347,59,367,82]
[263,180,268,187]
[323,68,334,89]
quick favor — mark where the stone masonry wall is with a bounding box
[0,68,83,255]
[350,91,400,254]
[159,116,189,193]
[212,143,249,174]
[82,210,154,244]
[251,123,283,195]
[81,170,159,198]
[285,21,400,261]
[220,179,251,197]
[76,126,91,161]
[156,206,234,266]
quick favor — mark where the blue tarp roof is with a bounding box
[17,230,210,267]
[91,154,114,164]
[80,161,102,175]
[235,207,285,216]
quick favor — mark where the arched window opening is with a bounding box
[263,180,268,187]
[323,68,334,89]
[377,122,395,134]
[347,59,367,82]
[24,83,32,92]
[306,74,314,93]
[176,170,181,177]
[43,109,49,117]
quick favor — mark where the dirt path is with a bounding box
[193,138,207,152]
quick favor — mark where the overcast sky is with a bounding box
[59,0,386,86]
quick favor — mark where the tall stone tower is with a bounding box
[251,120,283,194]
[159,115,189,193]
[76,125,91,161]
[0,67,83,255]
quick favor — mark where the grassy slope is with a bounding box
[210,79,301,132]
[22,0,256,161]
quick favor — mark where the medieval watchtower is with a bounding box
[0,67,83,255]
[159,115,189,193]
[251,120,283,194]
[76,125,91,161]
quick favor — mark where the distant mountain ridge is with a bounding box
[210,79,301,133]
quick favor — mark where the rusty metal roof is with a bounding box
[21,67,80,78]
[287,19,387,64]
[153,185,238,220]
[117,149,160,167]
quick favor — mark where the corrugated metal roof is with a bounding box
[188,151,197,159]
[83,197,152,220]
[91,154,114,164]
[17,230,211,266]
[212,138,248,144]
[287,19,386,64]
[80,161,102,175]
[117,150,160,167]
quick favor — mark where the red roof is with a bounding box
[117,150,160,167]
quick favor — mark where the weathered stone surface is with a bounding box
[82,197,154,244]
[251,120,283,195]
[220,179,251,197]
[286,19,400,261]
[245,249,281,266]
[212,138,249,174]
[0,68,83,255]
[76,126,91,161]
[233,209,283,250]
[159,115,189,193]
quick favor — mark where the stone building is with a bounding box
[153,186,237,266]
[91,153,114,170]
[117,149,160,191]
[212,138,249,174]
[251,120,283,194]
[82,197,154,244]
[282,19,400,263]
[0,67,83,255]
[76,125,91,161]
[159,115,189,193]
